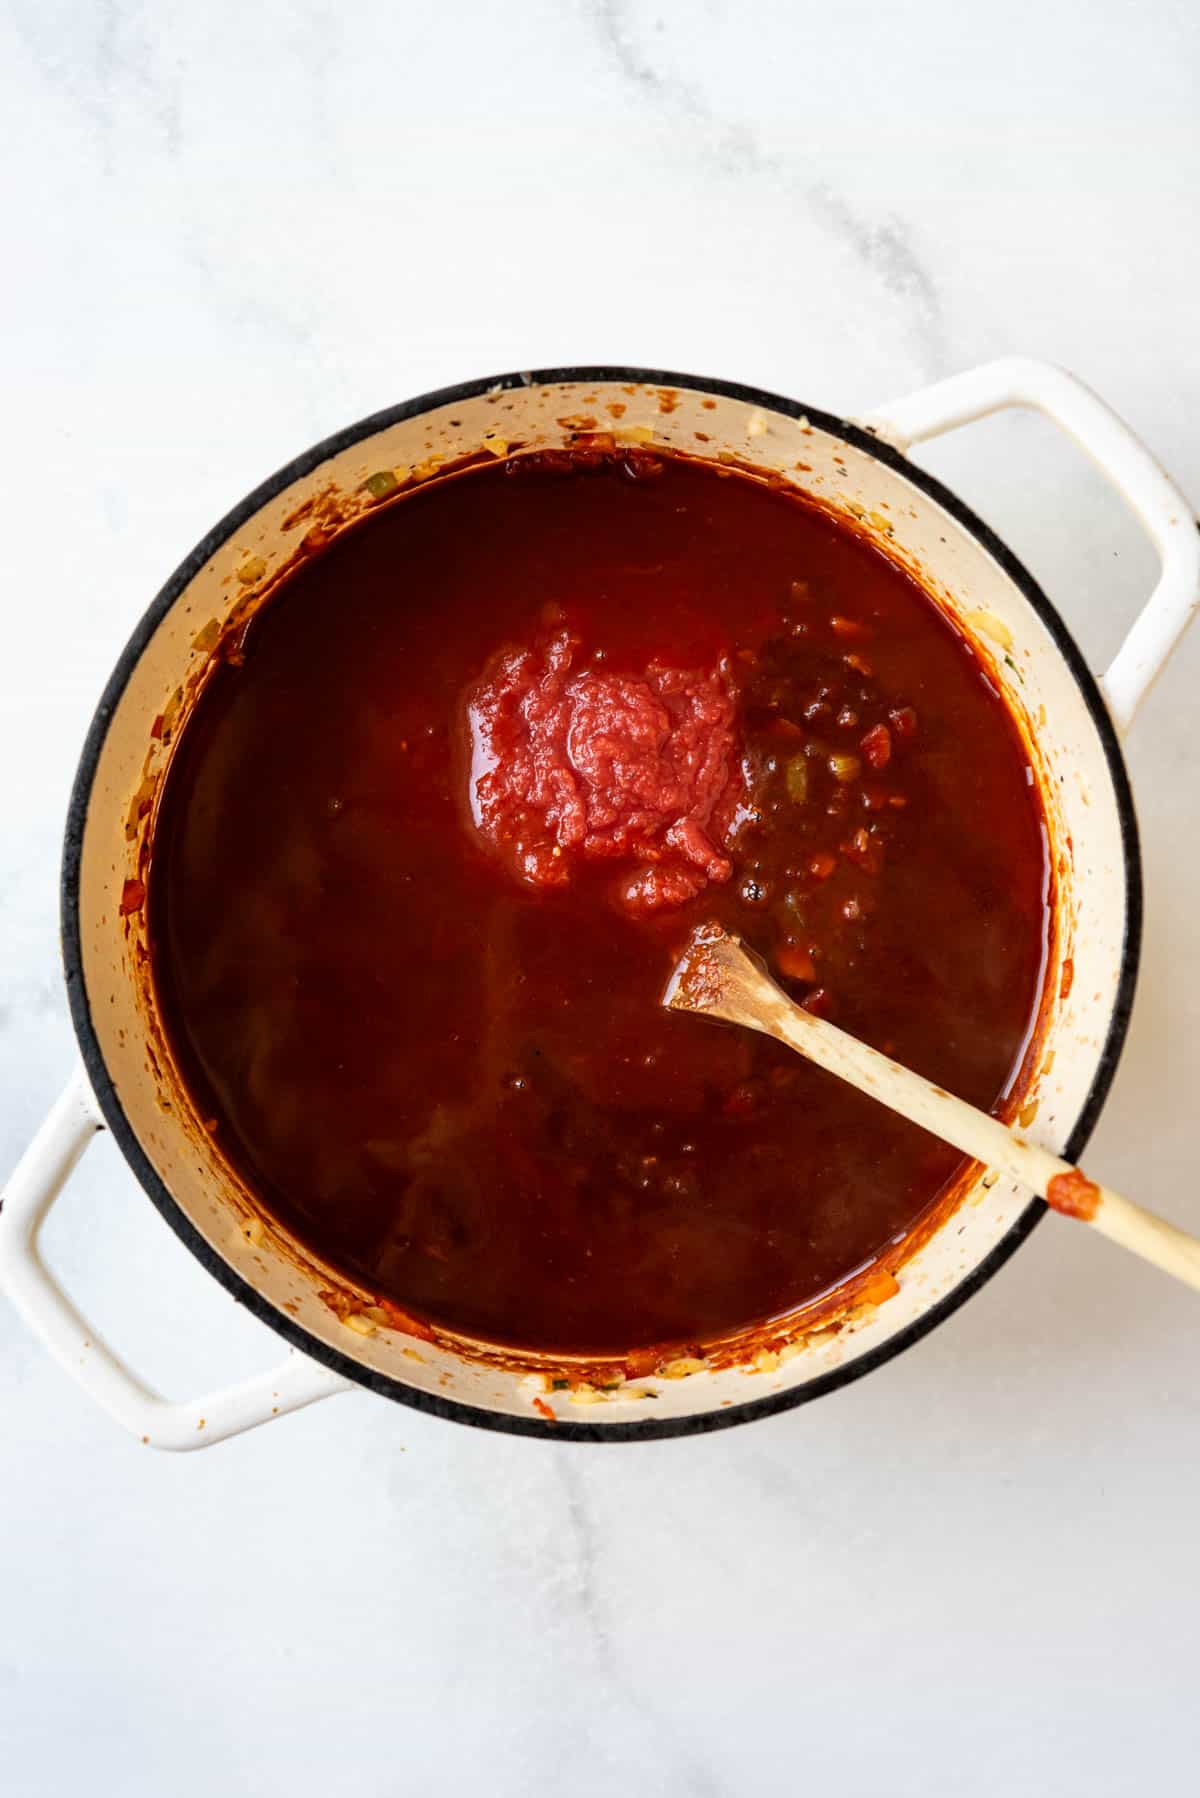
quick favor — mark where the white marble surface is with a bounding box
[2,2,1199,1790]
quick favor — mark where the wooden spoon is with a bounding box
[664,922,1200,1294]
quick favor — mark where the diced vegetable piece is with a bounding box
[809,850,837,881]
[775,943,816,983]
[860,722,892,769]
[365,469,399,499]
[828,752,862,784]
[889,705,918,741]
[858,1268,901,1307]
[801,987,835,1019]
[843,652,874,676]
[842,826,884,874]
[830,614,870,640]
[785,755,809,804]
[963,608,1014,652]
[661,1356,708,1379]
[119,877,146,917]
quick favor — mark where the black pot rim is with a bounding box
[60,364,1143,1444]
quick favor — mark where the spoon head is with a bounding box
[663,922,779,1030]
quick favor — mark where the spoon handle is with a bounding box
[677,928,1200,1295]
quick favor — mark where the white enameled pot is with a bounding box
[2,358,1197,1449]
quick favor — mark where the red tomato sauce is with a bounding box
[148,448,1050,1356]
[469,628,744,910]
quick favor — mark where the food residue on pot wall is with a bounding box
[101,380,1081,1404]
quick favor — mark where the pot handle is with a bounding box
[0,1066,350,1450]
[862,356,1200,731]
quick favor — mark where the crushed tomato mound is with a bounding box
[468,628,746,911]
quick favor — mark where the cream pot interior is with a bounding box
[61,369,1139,1440]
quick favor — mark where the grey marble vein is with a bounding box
[554,1453,729,1798]
[11,0,181,164]
[591,0,946,373]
